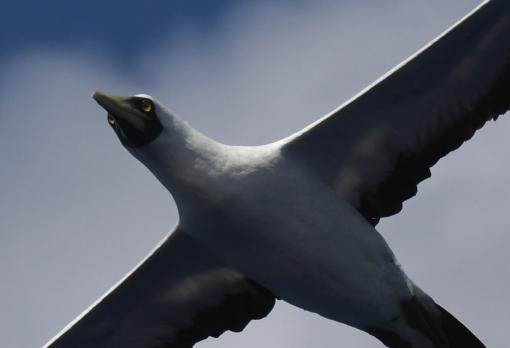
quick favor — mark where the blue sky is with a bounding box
[1,1,509,347]
[1,0,251,63]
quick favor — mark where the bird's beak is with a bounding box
[92,90,122,110]
[92,91,145,131]
[92,91,162,148]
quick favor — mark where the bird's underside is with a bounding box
[45,0,510,347]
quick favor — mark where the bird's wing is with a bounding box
[282,0,510,226]
[44,227,275,348]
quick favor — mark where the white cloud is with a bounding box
[1,0,507,347]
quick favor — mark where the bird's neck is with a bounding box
[130,115,227,213]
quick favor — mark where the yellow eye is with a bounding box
[107,114,116,125]
[142,99,152,113]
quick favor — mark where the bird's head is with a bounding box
[92,91,183,189]
[92,91,216,198]
[92,91,165,148]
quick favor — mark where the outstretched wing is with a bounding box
[44,227,275,348]
[283,0,510,225]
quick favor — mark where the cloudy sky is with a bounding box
[1,0,508,347]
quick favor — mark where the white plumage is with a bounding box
[46,1,510,347]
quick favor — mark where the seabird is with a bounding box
[45,1,509,347]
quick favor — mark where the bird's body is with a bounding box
[176,141,408,329]
[122,118,465,348]
[45,0,510,347]
[135,120,409,330]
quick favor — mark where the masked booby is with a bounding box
[45,0,510,347]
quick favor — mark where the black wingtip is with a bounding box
[436,304,486,348]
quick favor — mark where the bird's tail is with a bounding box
[367,286,485,348]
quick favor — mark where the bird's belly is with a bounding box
[186,177,412,328]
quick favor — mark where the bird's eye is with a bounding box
[107,114,116,126]
[142,99,152,113]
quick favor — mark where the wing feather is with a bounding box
[283,0,510,225]
[44,227,275,348]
